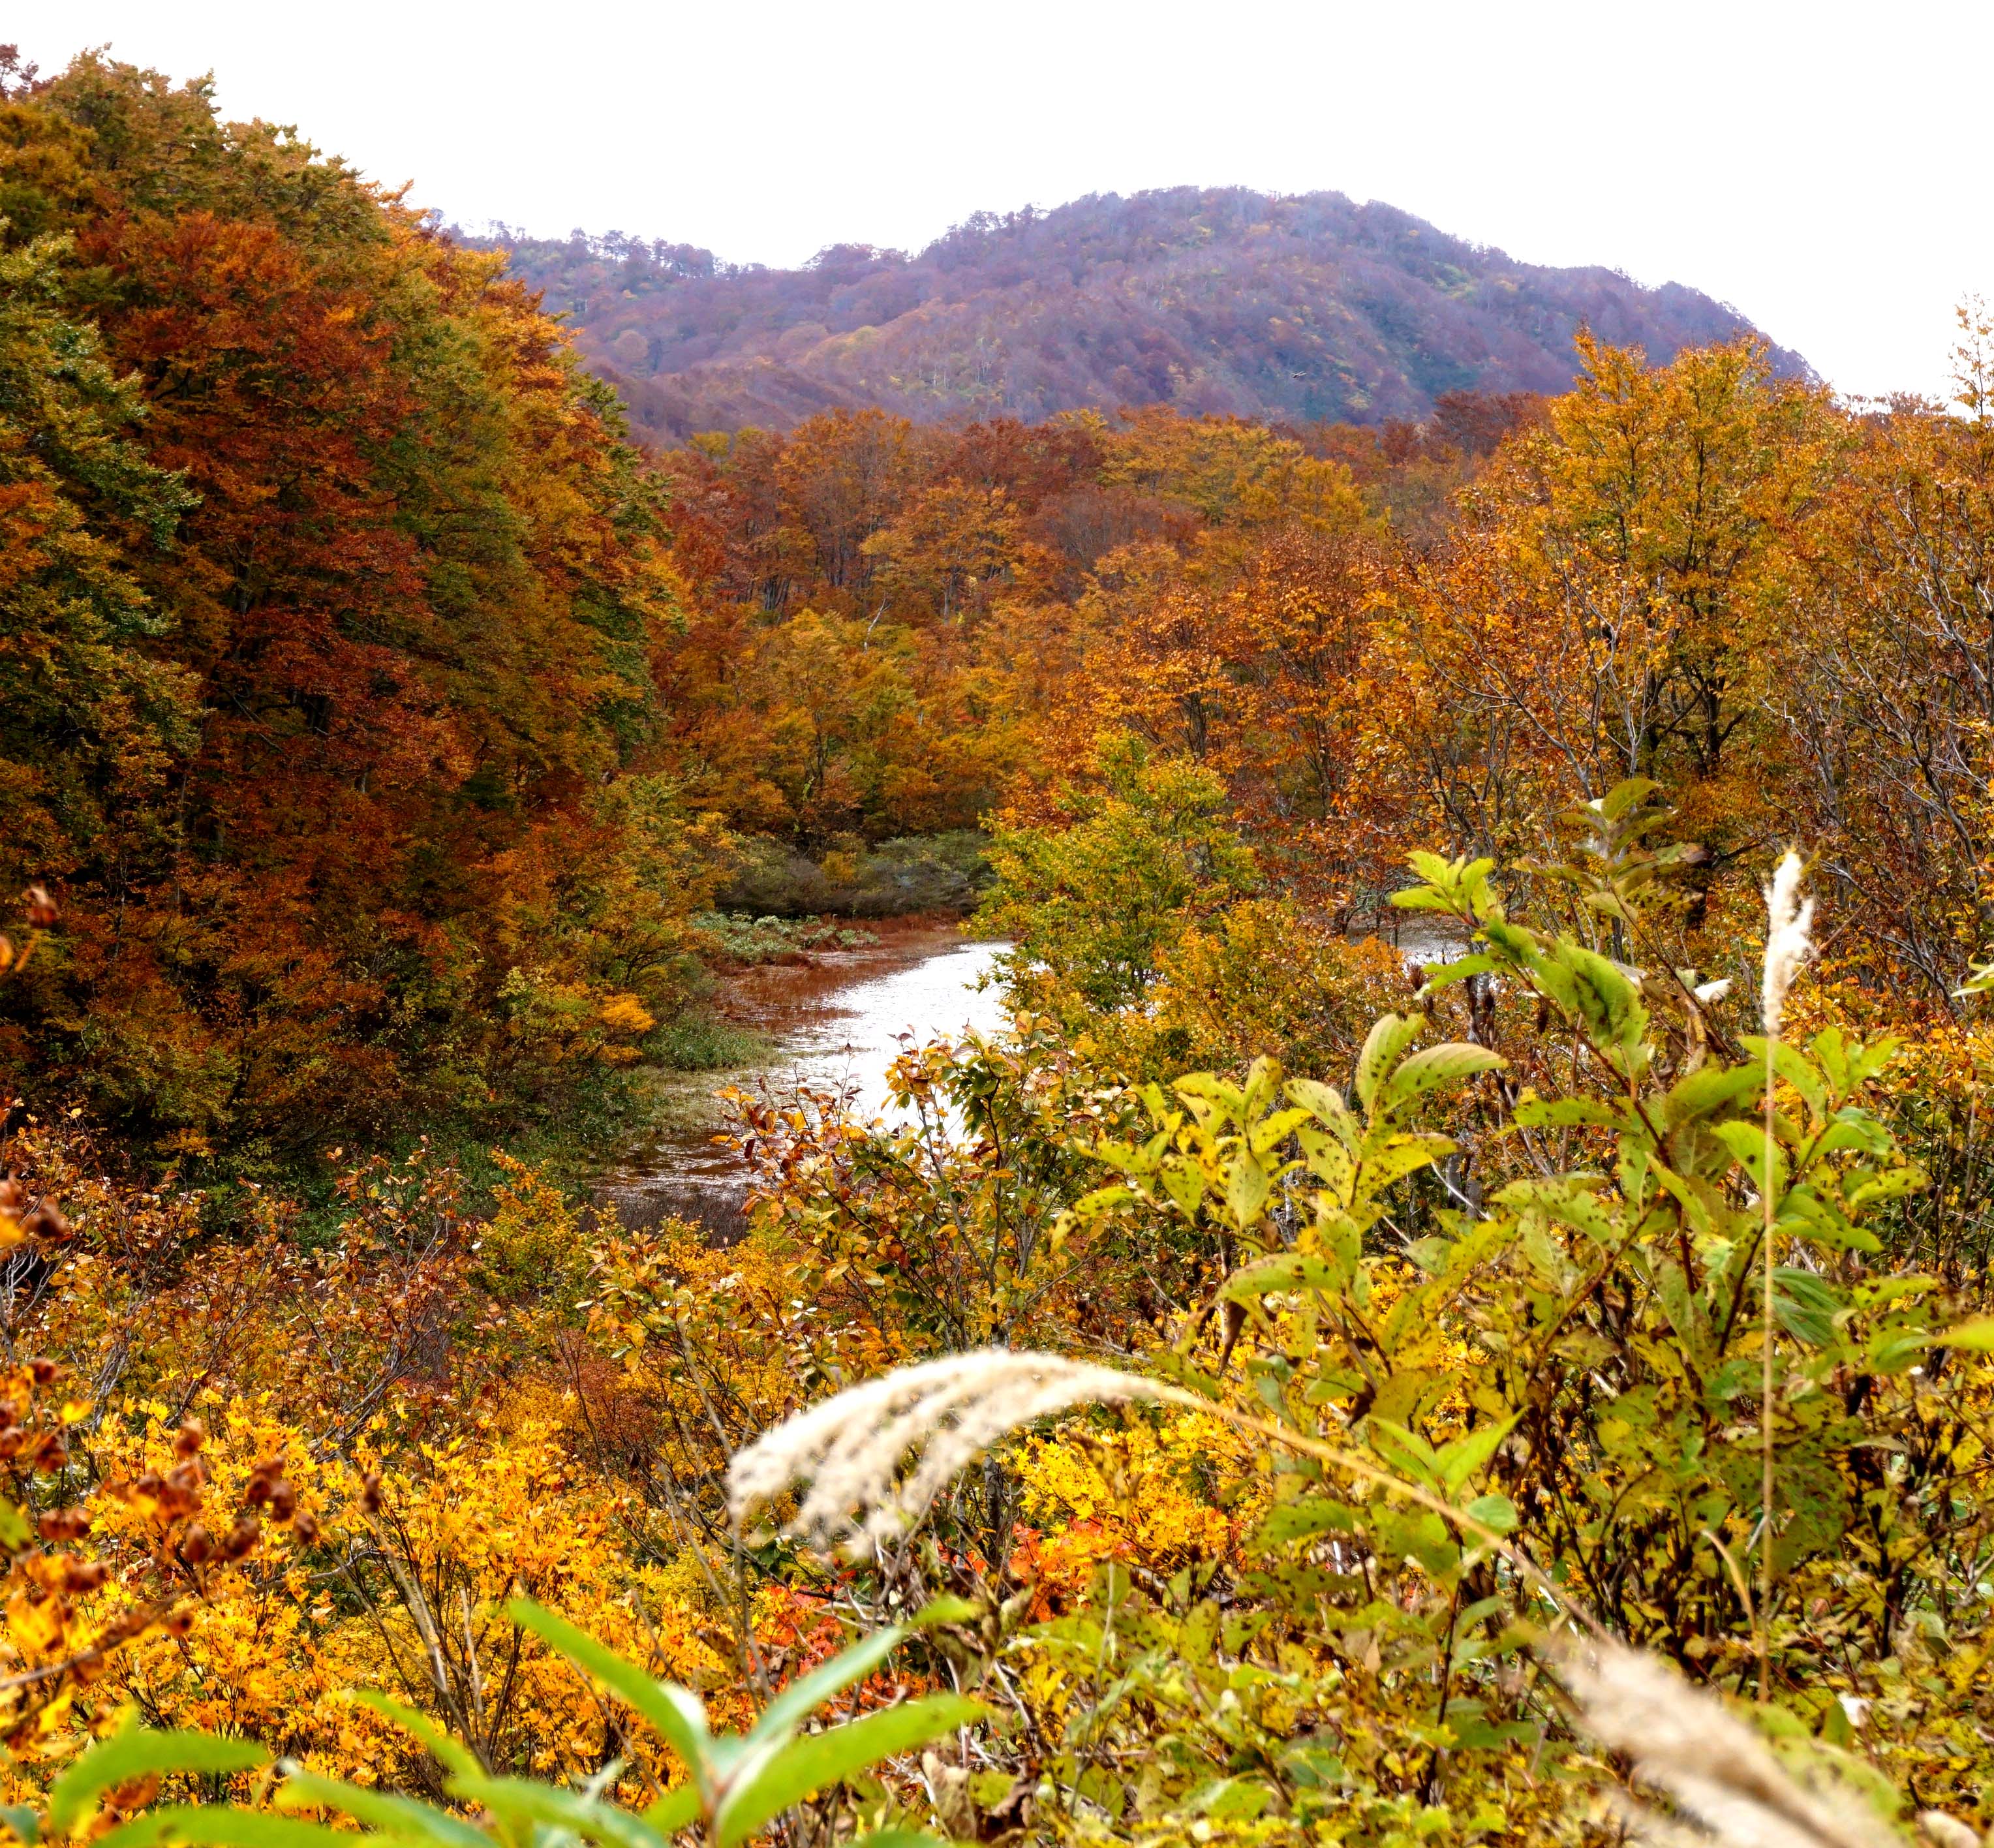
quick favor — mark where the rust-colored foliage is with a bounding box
[0,55,695,1156]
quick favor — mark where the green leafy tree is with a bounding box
[976,733,1257,1017]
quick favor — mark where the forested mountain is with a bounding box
[467,187,1808,442]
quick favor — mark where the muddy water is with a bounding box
[597,921,1007,1237]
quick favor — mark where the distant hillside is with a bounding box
[465,187,1807,443]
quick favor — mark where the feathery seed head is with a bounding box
[1919,1815,1982,1848]
[1761,852,1815,1040]
[1564,1642,1898,1848]
[726,1349,1159,1556]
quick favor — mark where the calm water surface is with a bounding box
[598,923,1007,1236]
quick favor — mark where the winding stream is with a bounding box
[597,921,1008,1237]
[592,914,1456,1239]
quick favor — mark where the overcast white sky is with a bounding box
[12,0,1985,400]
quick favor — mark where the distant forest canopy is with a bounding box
[457,187,1811,443]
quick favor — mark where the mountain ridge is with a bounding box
[464,185,1808,444]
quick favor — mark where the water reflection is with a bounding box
[598,923,1007,1237]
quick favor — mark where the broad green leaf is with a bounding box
[1845,1164,1926,1213]
[1514,1096,1620,1130]
[93,1812,352,1848]
[1772,1267,1843,1346]
[1241,1056,1282,1122]
[1368,1507,1458,1577]
[1378,1043,1505,1115]
[1814,1113,1893,1160]
[1179,1599,1219,1664]
[1314,1207,1363,1286]
[1160,1157,1204,1218]
[1281,1743,1347,1790]
[1390,889,1453,917]
[749,1627,903,1749]
[1560,943,1649,1061]
[1712,1120,1790,1199]
[1778,1186,1882,1255]
[1651,1160,1715,1239]
[275,1775,489,1848]
[1351,1132,1456,1206]
[1174,1073,1246,1125]
[506,1601,711,1791]
[447,1776,662,1848]
[908,1596,979,1629]
[1435,1413,1519,1496]
[51,1726,269,1837]
[1355,1013,1424,1114]
[1482,918,1550,983]
[1186,1778,1270,1819]
[714,1697,985,1848]
[1865,1329,1936,1374]
[1225,1153,1270,1228]
[1936,1317,1994,1350]
[347,1691,482,1783]
[641,1786,700,1835]
[1741,1038,1828,1120]
[1497,1178,1620,1249]
[1248,1105,1312,1157]
[1296,1125,1355,1196]
[1658,1064,1762,1132]
[1218,1253,1344,1303]
[1394,853,1496,917]
[1444,1701,1540,1751]
[1594,775,1661,821]
[1808,1026,1901,1101]
[1767,1445,1854,1575]
[1406,1235,1452,1276]
[1464,1493,1518,1535]
[1249,1497,1360,1552]
[1653,1259,1717,1373]
[1415,953,1497,993]
[1520,1218,1580,1292]
[1366,1418,1443,1490]
[1285,1078,1356,1136]
[0,1502,32,1554]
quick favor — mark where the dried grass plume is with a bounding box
[726,1349,1159,1555]
[1762,852,1816,1038]
[1565,1640,1905,1848]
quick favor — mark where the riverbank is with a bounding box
[596,917,1008,1236]
[715,830,993,919]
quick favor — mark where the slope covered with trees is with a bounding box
[0,50,713,1167]
[470,187,1807,442]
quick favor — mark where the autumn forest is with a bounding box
[6,44,1994,1848]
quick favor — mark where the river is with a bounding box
[596,921,1008,1237]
